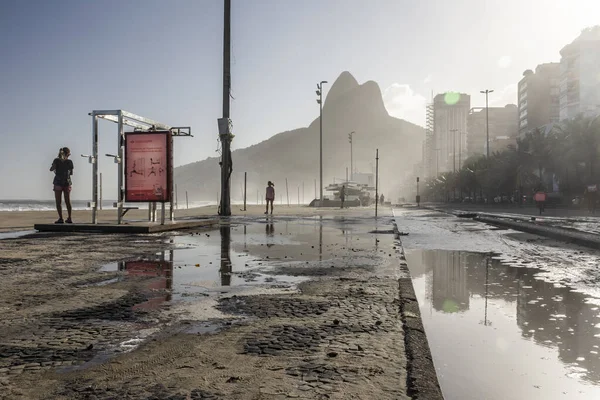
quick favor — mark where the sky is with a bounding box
[0,0,598,200]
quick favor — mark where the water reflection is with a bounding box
[117,251,173,310]
[409,249,600,391]
[220,225,232,286]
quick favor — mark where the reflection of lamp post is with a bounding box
[480,254,492,327]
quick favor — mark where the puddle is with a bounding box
[95,219,375,311]
[0,230,36,240]
[406,249,600,400]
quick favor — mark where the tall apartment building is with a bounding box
[517,63,560,138]
[467,105,519,157]
[423,102,435,178]
[431,92,470,174]
[559,26,600,121]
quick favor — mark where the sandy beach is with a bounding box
[0,207,443,400]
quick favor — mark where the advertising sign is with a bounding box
[125,131,171,202]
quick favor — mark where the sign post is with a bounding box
[124,131,172,224]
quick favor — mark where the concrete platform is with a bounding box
[34,218,218,234]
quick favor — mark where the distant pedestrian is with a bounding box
[380,193,385,205]
[50,147,74,223]
[340,185,345,209]
[265,181,275,215]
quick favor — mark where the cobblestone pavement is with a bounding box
[0,212,429,399]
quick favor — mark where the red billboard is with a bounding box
[125,131,172,202]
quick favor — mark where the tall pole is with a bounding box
[243,172,247,211]
[219,0,232,216]
[348,131,354,181]
[186,191,189,209]
[99,172,103,210]
[174,183,178,210]
[450,129,457,173]
[481,89,494,203]
[317,81,328,204]
[375,149,379,217]
[286,178,289,206]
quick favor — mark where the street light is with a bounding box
[480,89,494,159]
[480,89,494,204]
[348,131,355,181]
[316,80,328,204]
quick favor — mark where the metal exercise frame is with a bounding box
[89,110,191,225]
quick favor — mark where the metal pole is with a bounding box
[257,189,259,205]
[219,0,232,216]
[346,167,348,183]
[161,201,165,225]
[298,185,300,205]
[148,202,152,221]
[286,178,289,206]
[480,89,494,204]
[459,133,462,200]
[314,179,317,201]
[349,131,354,181]
[92,114,98,224]
[186,191,189,209]
[175,184,178,210]
[302,181,305,204]
[243,172,247,211]
[117,112,124,225]
[450,129,457,173]
[375,149,379,217]
[169,133,174,222]
[317,81,327,204]
[99,172,103,210]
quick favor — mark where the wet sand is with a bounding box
[0,204,343,232]
[0,209,433,399]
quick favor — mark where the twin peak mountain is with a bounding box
[175,71,424,201]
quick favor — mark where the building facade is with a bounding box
[467,105,519,157]
[559,26,600,121]
[430,92,470,175]
[517,63,560,138]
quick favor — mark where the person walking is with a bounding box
[50,147,74,223]
[340,185,345,209]
[380,193,385,205]
[265,181,275,215]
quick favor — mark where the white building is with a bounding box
[559,26,600,121]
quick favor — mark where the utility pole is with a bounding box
[218,0,232,216]
[348,131,354,181]
[243,172,247,211]
[481,89,494,204]
[99,172,103,210]
[375,149,379,217]
[480,89,494,159]
[285,178,289,206]
[450,129,458,173]
[316,81,328,205]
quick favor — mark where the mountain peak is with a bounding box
[326,71,359,103]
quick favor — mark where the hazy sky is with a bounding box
[1,0,598,200]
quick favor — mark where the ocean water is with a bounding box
[0,200,217,212]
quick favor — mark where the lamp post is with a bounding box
[316,81,328,204]
[480,89,494,159]
[480,89,494,203]
[348,131,355,181]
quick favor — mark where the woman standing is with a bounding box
[265,181,275,215]
[50,147,74,223]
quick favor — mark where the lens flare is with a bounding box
[444,92,461,105]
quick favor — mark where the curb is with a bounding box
[391,216,444,400]
[475,215,600,250]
